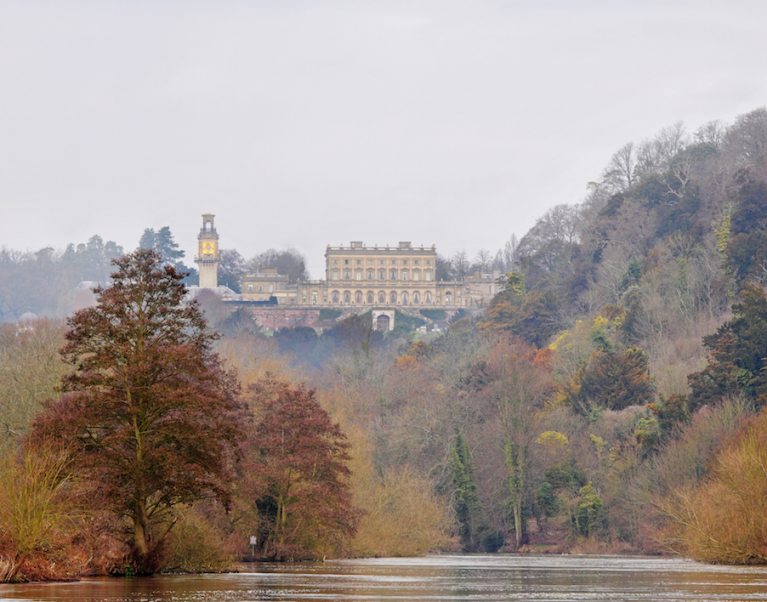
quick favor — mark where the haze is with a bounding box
[1,0,765,277]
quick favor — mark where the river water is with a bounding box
[2,555,767,601]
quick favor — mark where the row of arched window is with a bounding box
[329,290,454,306]
[330,268,433,282]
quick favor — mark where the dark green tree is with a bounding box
[139,227,185,265]
[566,347,654,414]
[218,249,246,292]
[727,175,767,286]
[449,431,478,551]
[689,282,767,409]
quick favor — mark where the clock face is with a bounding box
[201,240,216,256]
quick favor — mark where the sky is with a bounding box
[1,1,766,278]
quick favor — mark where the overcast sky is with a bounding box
[1,1,766,277]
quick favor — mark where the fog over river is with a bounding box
[2,555,767,602]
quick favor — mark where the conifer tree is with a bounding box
[449,431,478,551]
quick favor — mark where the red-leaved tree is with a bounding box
[29,249,244,574]
[244,377,359,560]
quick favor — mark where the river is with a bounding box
[2,555,767,601]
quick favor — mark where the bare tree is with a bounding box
[602,142,637,192]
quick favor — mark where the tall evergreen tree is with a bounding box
[449,431,478,551]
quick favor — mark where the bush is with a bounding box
[319,308,343,321]
[420,309,446,321]
[351,467,450,557]
[0,447,75,582]
[163,507,231,573]
[664,409,767,563]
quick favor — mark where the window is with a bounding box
[367,269,374,280]
[425,269,433,282]
[344,259,349,264]
[402,291,409,305]
[390,268,397,280]
[414,259,420,265]
[355,290,363,304]
[378,268,386,280]
[343,291,351,304]
[332,290,340,303]
[445,291,452,305]
[355,269,363,281]
[389,291,397,304]
[312,292,318,304]
[378,291,386,304]
[344,269,351,280]
[401,269,409,281]
[331,269,339,280]
[413,291,420,304]
[356,259,362,265]
[367,291,374,304]
[425,291,432,304]
[403,259,408,265]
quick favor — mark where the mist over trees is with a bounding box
[4,107,767,579]
[0,235,124,322]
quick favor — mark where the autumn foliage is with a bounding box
[663,408,767,563]
[242,377,359,560]
[28,250,244,574]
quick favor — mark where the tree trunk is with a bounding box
[505,439,527,549]
[132,503,151,574]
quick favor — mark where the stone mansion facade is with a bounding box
[240,240,501,308]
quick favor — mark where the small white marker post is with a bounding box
[249,535,257,560]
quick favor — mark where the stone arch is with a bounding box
[425,291,432,304]
[372,310,395,332]
[389,290,398,304]
[413,291,420,304]
[378,290,386,304]
[355,290,363,304]
[331,290,340,304]
[402,291,409,305]
[343,290,351,304]
[367,291,374,304]
[376,314,390,331]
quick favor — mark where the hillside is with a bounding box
[3,108,767,580]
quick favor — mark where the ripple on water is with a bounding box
[2,555,767,602]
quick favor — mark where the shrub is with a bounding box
[663,409,767,563]
[163,508,231,573]
[0,447,75,582]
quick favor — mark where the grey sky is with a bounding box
[1,1,766,277]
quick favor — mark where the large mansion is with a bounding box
[195,215,501,309]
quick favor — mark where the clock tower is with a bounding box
[196,213,220,289]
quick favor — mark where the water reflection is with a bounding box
[2,555,767,601]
